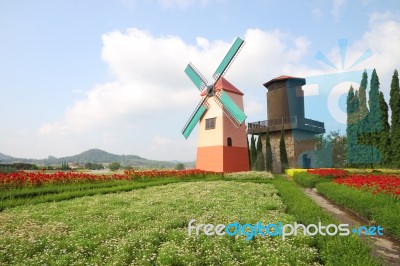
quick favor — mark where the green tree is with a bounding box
[256,135,265,171]
[265,128,273,172]
[357,70,369,136]
[389,69,400,167]
[85,163,104,170]
[250,134,257,170]
[356,71,369,166]
[367,69,382,165]
[314,133,333,168]
[346,85,357,166]
[316,131,347,168]
[60,162,70,171]
[175,163,185,170]
[247,136,251,169]
[279,126,288,173]
[330,131,347,168]
[109,162,121,171]
[378,92,391,167]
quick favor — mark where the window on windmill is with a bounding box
[205,118,216,130]
[227,137,232,147]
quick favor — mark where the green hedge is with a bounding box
[317,182,400,239]
[294,172,332,188]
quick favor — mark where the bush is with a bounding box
[12,163,38,170]
[317,182,400,239]
[294,172,331,188]
[108,162,121,171]
[175,163,185,170]
[285,168,307,177]
[85,163,104,170]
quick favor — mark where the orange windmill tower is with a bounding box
[181,37,249,173]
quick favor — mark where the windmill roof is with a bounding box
[200,77,244,96]
[263,75,305,87]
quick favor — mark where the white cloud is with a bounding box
[244,100,264,116]
[152,135,172,146]
[227,29,311,88]
[343,12,400,93]
[331,0,347,19]
[36,13,400,160]
[38,28,312,160]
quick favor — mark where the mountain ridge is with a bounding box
[0,149,193,168]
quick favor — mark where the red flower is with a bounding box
[307,168,347,177]
[0,169,220,189]
[333,174,400,198]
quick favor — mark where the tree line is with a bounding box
[347,69,399,168]
[248,126,288,172]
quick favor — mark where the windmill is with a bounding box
[182,37,250,173]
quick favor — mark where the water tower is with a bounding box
[248,75,325,172]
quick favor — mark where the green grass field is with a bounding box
[0,173,382,265]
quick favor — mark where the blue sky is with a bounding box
[1,0,399,160]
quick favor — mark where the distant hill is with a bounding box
[0,149,194,169]
[0,153,15,161]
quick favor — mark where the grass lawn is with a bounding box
[0,181,320,265]
[0,173,382,265]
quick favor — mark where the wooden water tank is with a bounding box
[264,75,306,121]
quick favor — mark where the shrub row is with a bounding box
[270,176,381,265]
[317,182,400,239]
[293,172,332,188]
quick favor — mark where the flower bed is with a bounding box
[333,174,400,198]
[0,181,321,265]
[285,168,307,177]
[0,169,218,189]
[307,168,348,177]
[224,171,273,179]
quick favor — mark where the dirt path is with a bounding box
[303,188,400,266]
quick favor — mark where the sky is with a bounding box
[1,0,399,161]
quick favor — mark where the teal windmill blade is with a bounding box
[213,37,245,81]
[184,63,208,91]
[219,91,247,124]
[181,97,208,139]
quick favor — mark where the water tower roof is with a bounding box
[263,75,305,88]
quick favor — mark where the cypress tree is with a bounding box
[358,70,369,141]
[368,69,382,131]
[265,128,273,172]
[279,126,288,173]
[346,85,356,166]
[389,69,400,167]
[247,136,251,169]
[356,72,368,167]
[378,91,390,167]
[256,136,265,171]
[250,134,257,170]
[367,69,382,165]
